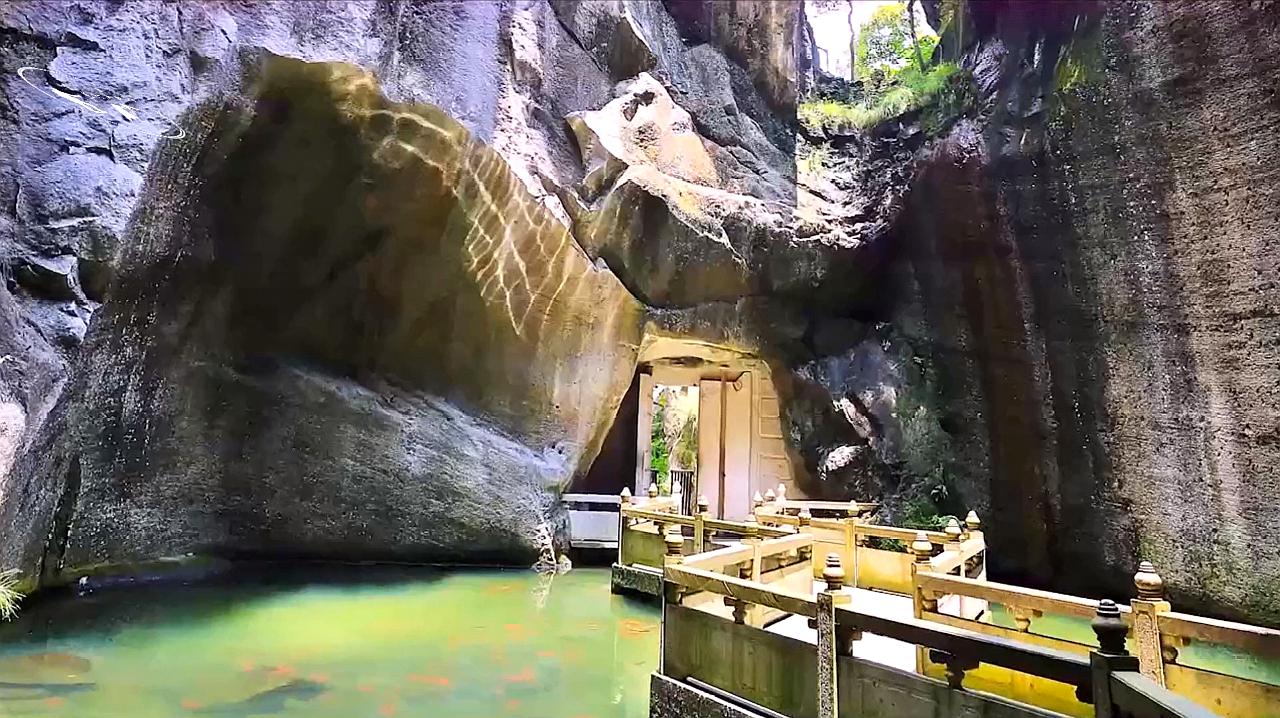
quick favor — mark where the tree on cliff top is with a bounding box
[855,2,937,82]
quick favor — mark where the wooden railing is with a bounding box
[913,559,1280,718]
[753,490,984,592]
[617,484,983,595]
[615,486,794,578]
[620,486,1273,718]
[658,540,1217,718]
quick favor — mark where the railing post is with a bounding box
[725,560,751,625]
[964,510,981,535]
[798,506,813,528]
[618,488,631,566]
[910,532,936,614]
[910,531,935,674]
[795,507,814,562]
[1131,560,1171,686]
[1089,599,1140,716]
[776,483,787,505]
[944,517,963,547]
[647,482,659,501]
[694,495,710,553]
[817,553,851,718]
[842,517,857,588]
[664,524,684,566]
[963,510,986,579]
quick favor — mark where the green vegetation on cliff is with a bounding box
[0,569,22,620]
[800,1,966,133]
[799,62,960,132]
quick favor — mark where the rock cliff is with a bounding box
[0,0,848,586]
[891,0,1280,623]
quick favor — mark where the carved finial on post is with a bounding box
[752,491,764,510]
[1134,561,1164,601]
[664,524,684,561]
[848,499,861,516]
[1092,599,1129,656]
[798,506,813,528]
[964,510,981,533]
[822,553,846,593]
[764,488,776,504]
[945,517,963,544]
[620,487,631,505]
[910,532,933,564]
[647,482,659,499]
[697,494,710,515]
[776,484,787,503]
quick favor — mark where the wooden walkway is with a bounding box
[609,488,1280,718]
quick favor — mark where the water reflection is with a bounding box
[0,567,658,717]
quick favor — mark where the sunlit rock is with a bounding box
[0,57,644,579]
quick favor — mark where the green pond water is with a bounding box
[0,567,659,718]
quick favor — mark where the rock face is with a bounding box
[0,0,828,586]
[3,54,646,577]
[890,0,1280,622]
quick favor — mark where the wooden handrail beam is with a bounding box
[702,517,792,538]
[916,571,1132,623]
[1158,611,1280,659]
[682,544,756,572]
[754,512,848,532]
[770,500,879,514]
[929,537,986,573]
[833,602,1093,692]
[1111,672,1218,718]
[623,507,689,524]
[854,523,951,544]
[665,564,818,618]
[754,532,817,559]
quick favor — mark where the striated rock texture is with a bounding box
[889,0,1280,622]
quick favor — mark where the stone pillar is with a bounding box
[617,487,631,566]
[1130,560,1171,686]
[816,553,851,718]
[695,495,711,552]
[910,532,935,674]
